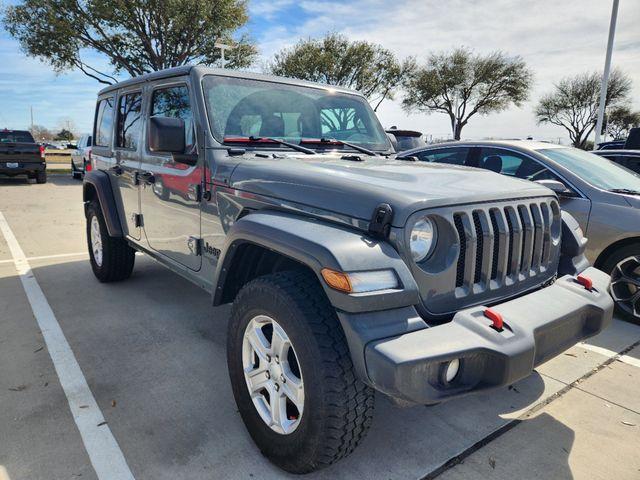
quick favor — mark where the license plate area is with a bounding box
[6,162,19,168]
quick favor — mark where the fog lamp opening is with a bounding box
[441,358,461,384]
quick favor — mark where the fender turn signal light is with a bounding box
[321,268,352,293]
[484,308,504,331]
[576,274,593,291]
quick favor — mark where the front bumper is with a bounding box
[364,267,614,404]
[0,161,45,176]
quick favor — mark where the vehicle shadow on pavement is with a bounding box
[14,257,565,479]
[436,412,575,480]
[0,177,33,187]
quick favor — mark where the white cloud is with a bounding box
[255,0,640,143]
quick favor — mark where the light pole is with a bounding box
[594,0,619,149]
[215,42,231,69]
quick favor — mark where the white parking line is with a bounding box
[580,342,640,368]
[0,212,135,480]
[0,252,88,265]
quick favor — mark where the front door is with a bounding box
[140,80,202,271]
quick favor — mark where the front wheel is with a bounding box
[86,201,135,282]
[601,244,640,323]
[227,271,375,473]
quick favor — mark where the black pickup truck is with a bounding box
[0,129,47,183]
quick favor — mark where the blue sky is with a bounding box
[1,0,639,142]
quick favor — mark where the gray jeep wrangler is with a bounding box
[83,66,614,473]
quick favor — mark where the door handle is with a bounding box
[136,171,155,185]
[110,165,123,176]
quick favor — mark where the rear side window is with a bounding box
[415,148,470,165]
[117,92,142,150]
[150,85,195,153]
[94,98,114,147]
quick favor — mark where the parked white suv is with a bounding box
[71,133,92,179]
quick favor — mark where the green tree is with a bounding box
[269,33,414,111]
[55,128,74,141]
[605,105,640,140]
[402,48,532,140]
[3,0,256,85]
[535,69,632,149]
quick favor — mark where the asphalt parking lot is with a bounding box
[1,174,639,480]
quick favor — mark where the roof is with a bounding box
[98,65,361,97]
[401,139,567,156]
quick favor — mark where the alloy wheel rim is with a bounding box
[610,255,640,319]
[90,215,103,267]
[242,315,304,434]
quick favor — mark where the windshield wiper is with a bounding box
[223,136,315,155]
[609,188,640,195]
[300,138,379,157]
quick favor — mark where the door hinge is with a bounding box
[188,236,202,256]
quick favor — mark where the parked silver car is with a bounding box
[402,140,640,321]
[71,133,92,179]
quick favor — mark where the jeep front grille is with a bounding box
[453,200,556,290]
[406,197,561,318]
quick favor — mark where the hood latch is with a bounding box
[368,203,393,239]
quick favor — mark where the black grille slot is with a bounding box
[489,209,500,280]
[473,211,483,284]
[454,213,466,287]
[505,209,514,276]
[518,206,528,272]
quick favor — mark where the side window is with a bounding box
[478,147,561,182]
[415,148,470,165]
[116,92,142,150]
[150,85,195,153]
[94,97,114,147]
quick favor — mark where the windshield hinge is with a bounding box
[368,203,393,239]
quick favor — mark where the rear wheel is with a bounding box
[601,244,640,323]
[86,201,135,282]
[35,171,47,184]
[227,271,375,473]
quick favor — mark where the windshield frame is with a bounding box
[200,74,392,153]
[537,146,640,194]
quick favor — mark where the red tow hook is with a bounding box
[484,308,504,332]
[576,274,594,291]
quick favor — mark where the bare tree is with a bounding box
[402,48,532,139]
[605,105,640,140]
[535,69,632,149]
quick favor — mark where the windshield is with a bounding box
[202,75,391,151]
[538,147,640,192]
[0,130,35,143]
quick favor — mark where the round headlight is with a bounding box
[410,217,437,262]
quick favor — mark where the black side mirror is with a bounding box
[149,116,185,153]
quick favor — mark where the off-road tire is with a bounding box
[227,270,375,473]
[600,243,640,323]
[35,171,47,184]
[86,201,135,282]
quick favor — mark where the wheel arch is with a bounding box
[212,211,420,313]
[594,236,640,271]
[83,171,124,237]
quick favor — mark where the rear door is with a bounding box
[139,79,202,270]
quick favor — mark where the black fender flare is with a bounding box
[212,211,420,313]
[83,171,123,237]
